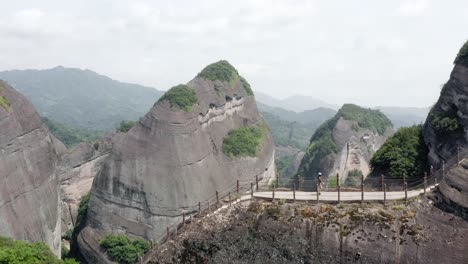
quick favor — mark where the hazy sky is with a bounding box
[0,0,467,107]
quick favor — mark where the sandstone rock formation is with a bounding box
[78,61,275,262]
[0,80,63,255]
[59,138,112,234]
[423,41,468,213]
[297,104,393,189]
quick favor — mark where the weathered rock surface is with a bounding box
[298,104,393,189]
[59,138,112,234]
[152,199,468,264]
[78,61,275,262]
[0,80,63,255]
[423,55,468,212]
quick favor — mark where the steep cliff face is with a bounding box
[0,80,64,255]
[59,138,112,234]
[297,104,393,188]
[78,61,275,262]
[423,41,468,211]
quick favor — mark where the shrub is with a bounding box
[117,120,136,133]
[158,84,197,112]
[0,96,10,111]
[370,125,428,178]
[454,40,468,66]
[76,193,90,227]
[327,175,338,188]
[0,236,79,264]
[240,76,254,96]
[431,115,459,134]
[222,125,264,157]
[197,60,239,83]
[62,229,73,241]
[100,234,150,264]
[345,169,363,187]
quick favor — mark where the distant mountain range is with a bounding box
[255,92,429,130]
[0,66,164,131]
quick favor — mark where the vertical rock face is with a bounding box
[78,61,275,262]
[0,80,63,255]
[423,41,468,211]
[58,138,112,234]
[297,104,393,188]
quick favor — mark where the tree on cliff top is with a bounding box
[370,125,428,178]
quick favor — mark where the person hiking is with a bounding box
[317,172,323,191]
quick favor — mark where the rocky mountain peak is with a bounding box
[77,61,275,263]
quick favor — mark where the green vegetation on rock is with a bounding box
[0,236,78,264]
[43,117,104,148]
[339,104,392,135]
[100,234,150,264]
[117,120,136,132]
[240,76,254,96]
[454,40,468,66]
[431,114,460,134]
[0,84,11,112]
[198,60,239,83]
[158,84,197,111]
[76,193,90,227]
[370,125,428,178]
[223,125,265,158]
[345,169,363,187]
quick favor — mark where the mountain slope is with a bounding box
[376,106,429,129]
[0,67,164,131]
[255,92,338,112]
[77,61,276,263]
[297,104,393,189]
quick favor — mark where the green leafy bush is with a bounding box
[158,84,197,111]
[222,125,264,157]
[345,169,363,187]
[76,193,90,227]
[197,60,239,83]
[431,115,459,134]
[100,234,150,264]
[117,120,136,133]
[370,125,428,178]
[454,40,468,66]
[240,76,254,96]
[0,236,79,264]
[43,117,104,148]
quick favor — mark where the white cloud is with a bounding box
[397,0,430,16]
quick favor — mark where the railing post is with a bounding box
[381,175,384,191]
[182,213,185,227]
[293,184,296,202]
[237,179,240,194]
[208,201,211,214]
[229,192,232,206]
[272,186,275,202]
[189,214,192,224]
[361,174,364,205]
[337,173,340,204]
[256,175,259,191]
[442,160,446,180]
[198,202,201,216]
[167,226,170,239]
[457,146,460,165]
[316,183,320,204]
[383,184,387,206]
[216,190,219,206]
[424,172,427,194]
[251,183,254,198]
[298,175,302,191]
[403,175,406,190]
[404,181,408,202]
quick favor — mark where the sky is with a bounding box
[0,0,467,107]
